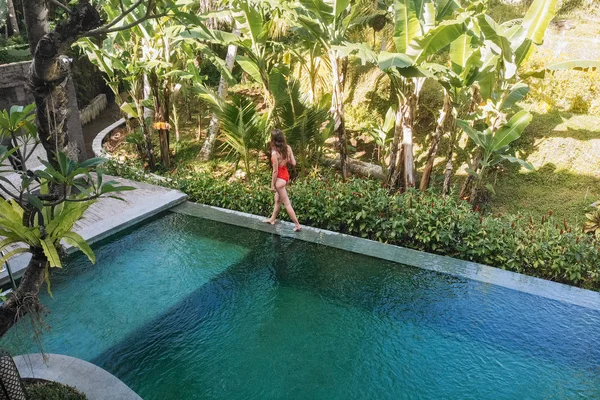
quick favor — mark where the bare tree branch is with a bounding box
[84,13,169,36]
[47,0,72,14]
[84,0,145,34]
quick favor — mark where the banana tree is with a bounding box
[295,0,377,179]
[457,110,533,202]
[419,20,488,192]
[367,106,396,173]
[456,0,559,201]
[378,0,468,190]
[79,34,157,169]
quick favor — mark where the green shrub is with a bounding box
[0,44,32,64]
[25,380,87,400]
[103,160,600,290]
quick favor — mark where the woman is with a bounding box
[264,129,302,231]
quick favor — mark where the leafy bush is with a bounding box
[25,380,87,400]
[0,44,31,64]
[104,160,600,290]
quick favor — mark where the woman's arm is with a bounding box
[270,151,278,191]
[287,145,296,166]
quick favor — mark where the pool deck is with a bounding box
[14,353,142,400]
[0,173,187,286]
[172,202,600,311]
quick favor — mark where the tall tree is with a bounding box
[199,26,238,161]
[295,0,376,179]
[6,0,19,35]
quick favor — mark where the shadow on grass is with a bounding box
[488,163,600,225]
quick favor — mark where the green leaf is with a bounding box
[62,232,96,264]
[477,15,513,62]
[500,83,530,110]
[41,238,62,268]
[521,0,558,45]
[492,110,532,151]
[378,51,414,70]
[79,157,106,169]
[26,195,44,212]
[393,0,420,54]
[236,55,265,86]
[449,34,473,74]
[0,248,29,267]
[332,42,377,65]
[525,60,600,79]
[237,1,265,45]
[0,197,22,224]
[408,19,467,63]
[498,154,535,170]
[382,107,396,133]
[333,0,350,19]
[456,120,485,148]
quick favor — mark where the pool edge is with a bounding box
[171,201,600,311]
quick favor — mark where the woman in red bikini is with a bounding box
[264,129,302,231]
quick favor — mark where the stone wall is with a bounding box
[80,94,108,126]
[0,62,108,126]
[0,61,33,111]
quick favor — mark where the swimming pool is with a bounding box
[2,212,599,399]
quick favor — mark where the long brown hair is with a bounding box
[270,129,288,161]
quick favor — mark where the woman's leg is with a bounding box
[276,179,301,231]
[265,190,281,224]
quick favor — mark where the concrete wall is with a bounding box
[0,61,34,111]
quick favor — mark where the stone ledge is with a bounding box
[14,353,141,400]
[171,201,600,311]
[92,117,126,157]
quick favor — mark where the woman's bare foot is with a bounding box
[293,225,302,232]
[264,219,276,225]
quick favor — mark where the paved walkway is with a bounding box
[14,354,142,400]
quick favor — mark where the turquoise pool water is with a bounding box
[2,213,599,399]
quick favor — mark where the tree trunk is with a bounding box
[402,93,417,189]
[23,0,48,51]
[25,1,90,165]
[149,70,170,169]
[7,0,20,35]
[441,129,457,197]
[386,107,402,186]
[0,250,47,338]
[420,92,453,191]
[199,27,239,161]
[459,153,481,200]
[329,50,348,179]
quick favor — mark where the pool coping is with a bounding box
[171,201,600,311]
[14,353,142,400]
